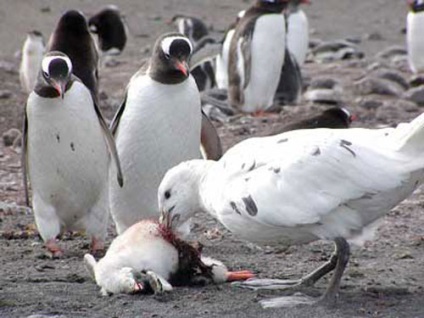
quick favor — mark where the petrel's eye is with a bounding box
[164,190,171,199]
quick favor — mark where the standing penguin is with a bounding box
[407,0,424,74]
[286,0,310,66]
[19,30,45,94]
[88,5,127,56]
[109,33,201,234]
[47,10,99,97]
[169,15,209,47]
[228,0,288,114]
[22,52,123,258]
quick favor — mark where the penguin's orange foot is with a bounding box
[45,238,64,258]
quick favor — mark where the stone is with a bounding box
[309,77,339,90]
[375,46,407,60]
[0,90,12,99]
[404,86,424,106]
[3,128,21,147]
[409,75,424,88]
[304,89,342,104]
[354,77,404,97]
[373,69,409,90]
[358,98,384,110]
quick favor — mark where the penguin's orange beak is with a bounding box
[52,80,66,99]
[174,60,189,76]
[226,270,255,282]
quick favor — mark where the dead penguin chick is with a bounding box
[84,219,253,295]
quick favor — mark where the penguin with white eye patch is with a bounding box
[407,0,424,74]
[22,52,123,258]
[109,33,202,234]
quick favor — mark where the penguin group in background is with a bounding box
[47,10,99,97]
[215,10,246,90]
[109,33,202,234]
[169,15,209,47]
[228,0,288,114]
[23,51,123,257]
[19,30,45,94]
[89,5,127,57]
[407,0,424,74]
[286,0,309,66]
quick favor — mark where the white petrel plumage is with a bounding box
[158,111,424,307]
[84,219,254,295]
[19,30,45,93]
[23,52,123,258]
[407,0,424,73]
[109,33,202,234]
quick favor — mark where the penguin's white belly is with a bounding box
[287,10,309,66]
[215,29,235,89]
[242,15,286,113]
[110,75,201,233]
[407,12,424,73]
[27,82,109,226]
[20,41,44,93]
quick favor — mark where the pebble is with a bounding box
[3,128,21,147]
[304,89,342,104]
[0,90,12,99]
[354,77,405,97]
[373,69,409,90]
[375,46,407,60]
[366,32,384,41]
[393,99,419,113]
[409,75,424,88]
[308,77,339,90]
[0,61,17,74]
[358,98,384,110]
[404,86,424,106]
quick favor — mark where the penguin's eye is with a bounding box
[43,71,50,79]
[164,190,171,199]
[164,53,170,59]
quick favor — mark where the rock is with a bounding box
[354,77,405,97]
[0,61,17,74]
[373,69,409,90]
[376,103,404,121]
[311,40,364,62]
[375,46,407,60]
[309,77,339,90]
[0,89,12,99]
[308,38,323,49]
[304,89,342,104]
[409,75,424,88]
[404,86,424,106]
[393,99,419,112]
[366,32,384,41]
[358,98,384,110]
[3,128,21,147]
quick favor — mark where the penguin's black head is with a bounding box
[323,107,356,127]
[257,0,290,8]
[409,0,424,12]
[149,33,193,84]
[57,10,89,36]
[41,51,72,99]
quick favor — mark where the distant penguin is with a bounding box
[47,10,99,97]
[274,48,303,105]
[228,0,288,114]
[22,52,123,258]
[407,0,424,74]
[169,15,209,47]
[287,0,310,66]
[215,10,245,90]
[20,30,45,94]
[109,33,202,234]
[89,5,127,56]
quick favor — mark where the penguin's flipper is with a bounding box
[239,29,253,89]
[93,98,124,187]
[109,92,127,136]
[22,109,30,207]
[200,110,223,160]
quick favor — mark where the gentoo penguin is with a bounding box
[286,0,310,66]
[275,107,354,134]
[215,10,246,90]
[88,5,127,56]
[169,15,209,47]
[228,0,288,114]
[109,33,202,234]
[47,10,99,97]
[19,30,45,94]
[407,0,424,74]
[158,110,424,307]
[22,52,123,257]
[84,219,254,295]
[274,48,303,105]
[189,37,218,91]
